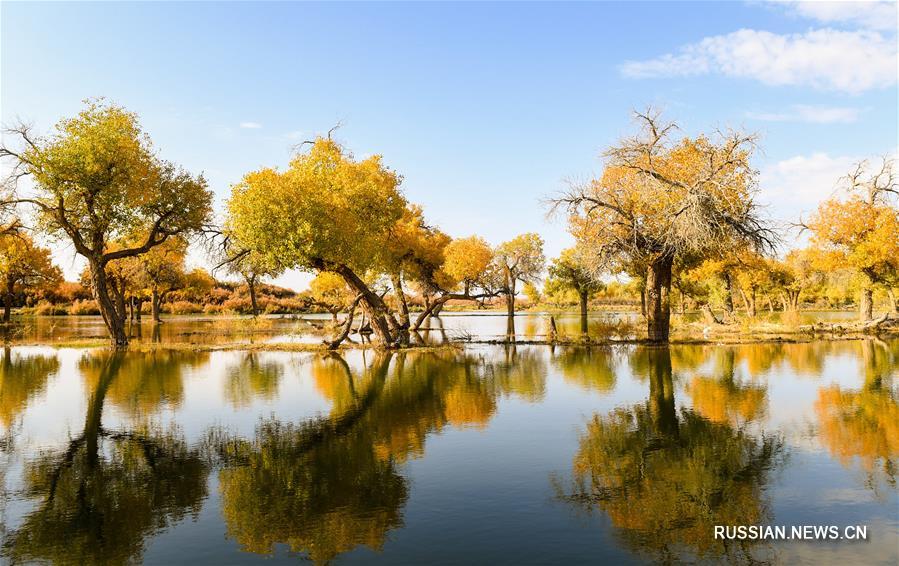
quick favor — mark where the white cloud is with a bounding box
[746,104,861,123]
[759,152,859,211]
[621,28,897,94]
[773,1,898,31]
[239,121,262,129]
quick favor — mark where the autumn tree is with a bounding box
[0,99,213,346]
[548,247,603,335]
[226,137,407,346]
[307,272,355,322]
[493,233,545,336]
[807,158,899,321]
[0,234,62,321]
[407,235,499,332]
[555,110,776,342]
[135,236,188,322]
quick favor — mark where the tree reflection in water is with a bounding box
[815,340,898,491]
[1,352,208,565]
[223,352,284,408]
[211,348,547,563]
[685,348,768,426]
[0,347,60,429]
[557,346,784,564]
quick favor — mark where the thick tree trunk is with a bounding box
[3,277,13,323]
[135,298,143,322]
[859,287,873,322]
[88,258,128,347]
[645,255,673,343]
[578,289,589,336]
[332,264,397,346]
[887,288,898,314]
[391,273,410,327]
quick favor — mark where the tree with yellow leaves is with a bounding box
[493,233,545,337]
[0,233,61,322]
[807,158,899,321]
[555,110,776,342]
[226,137,406,346]
[0,100,212,346]
[547,247,603,335]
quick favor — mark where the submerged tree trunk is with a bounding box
[645,255,673,343]
[578,289,588,336]
[859,287,873,322]
[88,258,129,347]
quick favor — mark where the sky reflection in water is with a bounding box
[0,331,896,564]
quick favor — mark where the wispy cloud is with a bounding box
[239,121,262,129]
[746,104,862,124]
[770,1,898,32]
[621,28,897,94]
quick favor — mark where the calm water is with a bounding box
[2,309,860,346]
[0,338,896,564]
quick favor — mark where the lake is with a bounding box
[0,320,896,564]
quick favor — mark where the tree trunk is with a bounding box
[88,258,129,347]
[578,289,589,336]
[639,288,646,318]
[887,288,898,314]
[391,273,409,327]
[645,255,673,343]
[326,295,363,350]
[3,277,13,323]
[701,303,722,325]
[739,287,757,317]
[151,288,162,323]
[859,287,873,322]
[247,276,259,317]
[722,272,734,315]
[129,297,135,321]
[135,299,143,322]
[332,264,397,346]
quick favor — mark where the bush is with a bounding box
[203,303,223,314]
[70,299,100,315]
[221,297,253,314]
[166,300,203,315]
[33,301,69,316]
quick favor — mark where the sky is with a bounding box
[2,1,897,290]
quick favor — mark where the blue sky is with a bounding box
[2,1,897,290]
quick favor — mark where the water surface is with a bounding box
[0,337,896,564]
